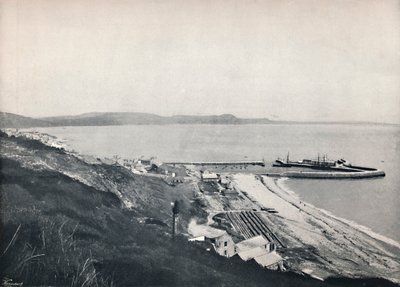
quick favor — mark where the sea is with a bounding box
[30,124,400,242]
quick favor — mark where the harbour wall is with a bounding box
[165,160,265,166]
[264,170,385,179]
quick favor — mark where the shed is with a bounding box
[201,170,219,181]
[254,251,283,270]
[235,235,283,270]
[222,188,238,196]
[237,246,267,261]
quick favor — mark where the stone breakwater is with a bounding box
[265,169,385,179]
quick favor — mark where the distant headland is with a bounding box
[0,111,397,128]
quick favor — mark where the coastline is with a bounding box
[232,174,400,282]
[276,178,400,250]
[3,128,400,283]
[4,130,327,287]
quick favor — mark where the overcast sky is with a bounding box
[1,0,399,123]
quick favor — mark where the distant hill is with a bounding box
[40,112,273,126]
[170,114,272,124]
[41,112,167,126]
[0,112,52,128]
[1,111,396,128]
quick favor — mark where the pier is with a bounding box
[264,169,385,179]
[271,155,385,179]
[164,160,265,166]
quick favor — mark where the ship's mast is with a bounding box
[287,152,290,164]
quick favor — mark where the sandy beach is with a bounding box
[232,174,400,282]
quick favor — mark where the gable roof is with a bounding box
[190,225,227,239]
[254,251,283,267]
[235,235,270,252]
[237,246,267,261]
[202,173,218,179]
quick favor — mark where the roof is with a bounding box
[188,236,205,242]
[223,189,238,194]
[202,173,218,179]
[236,235,270,252]
[220,178,230,184]
[190,224,226,239]
[254,251,283,267]
[237,247,267,261]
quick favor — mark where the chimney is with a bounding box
[171,200,180,240]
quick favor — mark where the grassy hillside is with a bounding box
[0,132,397,286]
[0,112,51,128]
[41,112,167,126]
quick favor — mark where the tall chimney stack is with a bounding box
[171,200,180,240]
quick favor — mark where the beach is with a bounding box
[232,174,400,281]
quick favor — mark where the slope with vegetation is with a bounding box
[0,112,52,128]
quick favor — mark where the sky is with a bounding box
[1,0,399,123]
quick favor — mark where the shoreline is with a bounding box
[276,178,400,249]
[233,174,400,282]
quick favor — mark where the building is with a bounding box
[235,235,275,253]
[219,176,230,187]
[133,162,147,173]
[157,163,187,177]
[222,187,238,196]
[201,170,219,181]
[189,224,284,270]
[253,252,284,270]
[211,232,236,257]
[218,176,238,196]
[235,235,283,270]
[189,225,236,257]
[138,159,152,166]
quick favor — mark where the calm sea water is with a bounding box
[32,124,400,241]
